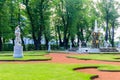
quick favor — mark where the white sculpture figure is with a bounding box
[79,40,82,51]
[70,41,72,50]
[13,25,23,58]
[15,25,22,46]
[104,40,109,48]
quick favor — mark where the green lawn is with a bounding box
[0,55,51,61]
[0,63,120,80]
[0,52,120,80]
[0,51,48,56]
[0,51,50,61]
[68,54,120,62]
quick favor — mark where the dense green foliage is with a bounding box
[0,0,120,50]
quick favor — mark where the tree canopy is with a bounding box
[0,0,120,51]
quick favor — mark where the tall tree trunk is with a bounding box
[108,28,111,45]
[63,30,68,49]
[62,16,68,49]
[0,37,2,51]
[38,29,42,50]
[77,34,80,46]
[45,36,49,50]
[63,33,70,49]
[63,12,69,49]
[38,0,45,50]
[71,38,75,47]
[77,25,80,46]
[10,0,15,47]
[55,26,59,48]
[25,2,38,50]
[80,28,84,42]
[111,21,115,47]
[12,38,14,46]
[34,40,39,50]
[21,36,26,50]
[56,26,63,47]
[105,11,109,41]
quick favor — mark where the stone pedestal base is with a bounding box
[13,45,23,58]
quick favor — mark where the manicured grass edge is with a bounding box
[67,56,120,62]
[73,66,98,80]
[0,58,51,61]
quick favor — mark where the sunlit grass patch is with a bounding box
[68,54,120,62]
[0,51,50,61]
[0,63,120,80]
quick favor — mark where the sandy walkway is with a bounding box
[76,68,120,80]
[47,53,120,80]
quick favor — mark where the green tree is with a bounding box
[23,0,52,50]
[98,0,120,47]
[0,0,11,51]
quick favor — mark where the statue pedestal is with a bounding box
[13,45,23,58]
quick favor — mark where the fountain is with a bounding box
[89,20,100,52]
[77,20,100,53]
[92,20,100,48]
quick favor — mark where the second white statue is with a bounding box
[13,25,23,58]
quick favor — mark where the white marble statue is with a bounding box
[13,25,23,58]
[15,25,22,46]
[104,40,109,48]
[78,40,82,51]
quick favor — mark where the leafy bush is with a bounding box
[2,44,13,51]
